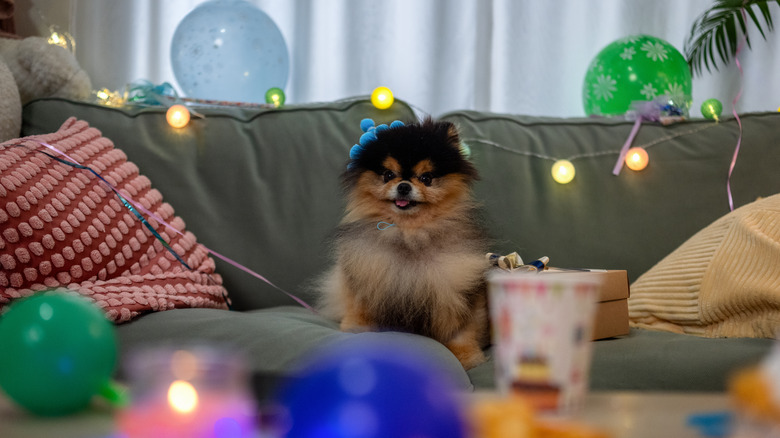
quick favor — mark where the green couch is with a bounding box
[20,97,778,394]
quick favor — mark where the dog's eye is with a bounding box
[383,170,396,183]
[418,173,434,186]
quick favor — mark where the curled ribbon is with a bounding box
[612,97,685,176]
[26,141,192,271]
[126,80,179,105]
[613,118,643,176]
[726,5,748,212]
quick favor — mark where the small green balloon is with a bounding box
[701,98,723,120]
[265,87,286,107]
[582,34,692,117]
[0,292,117,416]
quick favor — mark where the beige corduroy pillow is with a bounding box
[629,193,780,338]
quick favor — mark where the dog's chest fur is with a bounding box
[335,222,487,338]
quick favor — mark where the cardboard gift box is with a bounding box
[541,269,630,340]
[580,270,630,340]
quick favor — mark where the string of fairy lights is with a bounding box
[463,122,718,184]
[94,81,727,185]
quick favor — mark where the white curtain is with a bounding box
[55,0,780,117]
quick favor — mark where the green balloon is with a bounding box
[0,292,117,416]
[582,34,692,116]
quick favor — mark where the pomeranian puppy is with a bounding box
[317,117,491,370]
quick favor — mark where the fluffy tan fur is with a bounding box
[318,121,490,370]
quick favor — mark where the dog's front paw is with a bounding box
[445,335,487,370]
[339,313,372,334]
[340,321,370,333]
[457,349,487,370]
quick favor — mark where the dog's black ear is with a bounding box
[445,122,461,147]
[440,124,479,182]
[420,117,461,150]
[443,122,462,153]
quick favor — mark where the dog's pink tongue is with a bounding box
[395,200,409,208]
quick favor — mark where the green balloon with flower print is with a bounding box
[582,34,692,117]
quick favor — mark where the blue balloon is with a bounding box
[171,0,289,103]
[274,337,467,438]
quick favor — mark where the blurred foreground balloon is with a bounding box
[583,35,692,117]
[171,0,289,103]
[0,292,117,416]
[274,337,467,438]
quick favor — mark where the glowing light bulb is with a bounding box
[700,98,723,121]
[371,86,394,109]
[94,88,125,107]
[265,87,286,107]
[47,27,75,53]
[166,104,191,128]
[625,147,649,171]
[168,380,198,414]
[551,159,575,184]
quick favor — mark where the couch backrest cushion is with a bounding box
[439,111,780,283]
[23,98,417,310]
[23,99,780,309]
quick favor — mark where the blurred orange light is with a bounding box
[625,147,649,171]
[166,105,191,128]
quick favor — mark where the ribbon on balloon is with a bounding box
[612,97,685,176]
[125,80,205,119]
[125,80,179,106]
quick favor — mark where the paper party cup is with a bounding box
[488,271,602,415]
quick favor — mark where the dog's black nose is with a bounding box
[397,182,412,195]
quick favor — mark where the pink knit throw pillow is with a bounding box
[0,118,229,322]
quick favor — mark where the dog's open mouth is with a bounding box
[394,199,419,210]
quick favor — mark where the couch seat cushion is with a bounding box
[466,328,771,391]
[116,306,474,393]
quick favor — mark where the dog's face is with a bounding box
[343,118,478,227]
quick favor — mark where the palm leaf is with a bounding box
[685,0,780,76]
